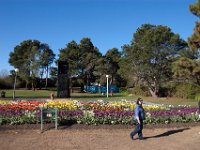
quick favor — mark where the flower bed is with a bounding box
[0,100,199,125]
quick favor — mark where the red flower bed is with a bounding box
[0,101,44,111]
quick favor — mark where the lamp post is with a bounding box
[13,68,19,100]
[106,75,109,98]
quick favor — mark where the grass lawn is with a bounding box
[142,96,199,107]
[72,93,199,107]
[0,89,199,107]
[0,89,55,99]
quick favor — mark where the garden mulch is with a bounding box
[0,122,200,130]
[0,122,200,150]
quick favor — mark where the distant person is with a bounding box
[130,98,145,140]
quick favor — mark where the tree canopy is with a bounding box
[172,0,200,86]
[120,24,187,97]
[9,40,55,89]
[58,38,102,86]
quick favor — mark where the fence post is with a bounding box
[55,108,58,130]
[40,108,43,131]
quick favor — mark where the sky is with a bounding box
[0,0,198,72]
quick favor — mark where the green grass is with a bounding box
[0,89,199,107]
[0,89,55,99]
[0,89,131,100]
[71,93,199,107]
[141,96,199,107]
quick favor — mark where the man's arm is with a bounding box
[136,116,140,124]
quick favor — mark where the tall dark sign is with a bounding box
[57,61,70,98]
[58,61,69,75]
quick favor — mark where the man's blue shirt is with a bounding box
[134,104,145,121]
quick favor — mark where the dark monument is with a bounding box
[57,61,70,98]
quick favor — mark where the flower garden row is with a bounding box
[0,100,199,125]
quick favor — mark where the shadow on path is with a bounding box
[143,128,190,140]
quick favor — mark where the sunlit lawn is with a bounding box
[1,89,55,98]
[0,89,199,107]
[142,96,199,107]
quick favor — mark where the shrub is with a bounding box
[119,87,128,94]
[0,77,13,89]
[195,93,200,101]
[162,81,177,97]
[132,85,150,97]
[174,83,200,99]
[0,91,6,98]
[158,86,169,97]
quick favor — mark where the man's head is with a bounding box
[136,98,143,105]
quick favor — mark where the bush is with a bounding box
[195,93,200,101]
[158,87,169,97]
[119,87,128,94]
[0,91,6,98]
[0,77,13,89]
[174,83,200,99]
[132,85,150,97]
[162,81,177,97]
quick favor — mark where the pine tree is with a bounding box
[188,0,200,56]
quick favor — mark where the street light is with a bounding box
[13,68,19,99]
[106,75,109,98]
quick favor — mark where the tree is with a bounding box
[40,44,55,89]
[105,48,122,86]
[58,38,101,88]
[179,48,198,59]
[95,48,123,86]
[172,57,200,85]
[49,66,58,86]
[50,67,58,80]
[105,48,121,62]
[121,24,187,98]
[9,40,42,90]
[172,0,200,86]
[79,38,102,86]
[58,40,84,89]
[118,44,135,87]
[58,40,81,78]
[188,0,200,57]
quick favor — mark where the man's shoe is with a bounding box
[130,135,134,140]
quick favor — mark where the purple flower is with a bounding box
[149,107,198,117]
[94,110,133,118]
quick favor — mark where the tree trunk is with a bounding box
[149,88,158,98]
[25,80,28,89]
[45,66,48,89]
[39,68,44,90]
[32,82,34,91]
[196,76,200,85]
[148,77,159,98]
[148,81,158,98]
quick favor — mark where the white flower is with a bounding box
[146,112,151,117]
[45,99,53,102]
[165,120,169,124]
[84,110,94,117]
[77,120,81,124]
[97,99,104,103]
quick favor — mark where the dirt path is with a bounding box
[0,126,200,150]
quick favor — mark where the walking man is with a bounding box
[130,98,145,140]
